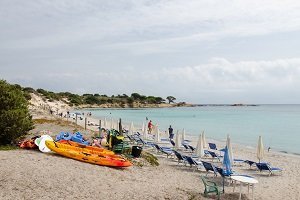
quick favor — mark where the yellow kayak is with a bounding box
[58,140,115,156]
[45,141,132,167]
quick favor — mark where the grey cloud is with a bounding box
[1,1,300,103]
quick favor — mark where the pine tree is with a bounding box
[166,96,176,104]
[0,80,33,144]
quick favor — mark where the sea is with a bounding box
[76,105,300,155]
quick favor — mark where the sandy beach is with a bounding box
[1,96,300,200]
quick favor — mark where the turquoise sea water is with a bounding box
[77,105,300,154]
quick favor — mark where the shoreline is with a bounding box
[67,108,300,158]
[74,103,259,109]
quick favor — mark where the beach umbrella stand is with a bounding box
[222,146,232,193]
[257,136,264,163]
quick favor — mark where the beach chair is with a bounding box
[200,176,222,200]
[185,156,203,171]
[182,143,191,152]
[137,138,154,149]
[207,151,221,162]
[125,134,136,144]
[188,145,195,152]
[204,150,211,157]
[173,150,188,165]
[201,161,218,176]
[256,163,282,176]
[215,167,232,177]
[244,160,256,168]
[215,167,232,192]
[153,144,173,158]
[208,143,218,150]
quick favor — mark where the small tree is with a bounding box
[131,93,142,100]
[154,97,165,104]
[0,80,33,144]
[166,96,176,104]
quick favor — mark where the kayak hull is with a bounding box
[45,141,132,167]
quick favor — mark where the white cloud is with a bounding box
[161,57,300,88]
[1,0,300,51]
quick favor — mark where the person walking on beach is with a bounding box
[168,125,174,139]
[148,120,153,134]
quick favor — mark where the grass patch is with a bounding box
[0,145,19,151]
[121,150,159,167]
[141,151,159,166]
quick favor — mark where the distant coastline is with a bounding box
[74,103,259,109]
[74,102,194,109]
[193,103,259,107]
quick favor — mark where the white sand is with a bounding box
[1,119,300,200]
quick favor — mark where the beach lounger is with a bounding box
[173,150,188,165]
[256,163,282,176]
[182,143,191,152]
[208,143,218,150]
[153,144,173,158]
[137,138,154,148]
[207,151,222,162]
[204,150,210,157]
[188,145,195,152]
[185,156,203,171]
[201,161,218,176]
[200,176,222,200]
[244,160,256,168]
[125,134,137,144]
[215,167,233,177]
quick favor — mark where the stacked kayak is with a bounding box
[45,141,132,167]
[58,140,115,156]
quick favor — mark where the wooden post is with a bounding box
[99,120,101,136]
[85,117,87,130]
[75,114,77,125]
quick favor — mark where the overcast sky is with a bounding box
[1,0,300,104]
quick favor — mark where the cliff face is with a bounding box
[29,93,71,119]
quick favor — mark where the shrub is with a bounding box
[84,95,99,105]
[0,80,34,144]
[22,87,36,93]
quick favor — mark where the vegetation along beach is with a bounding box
[1,1,300,200]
